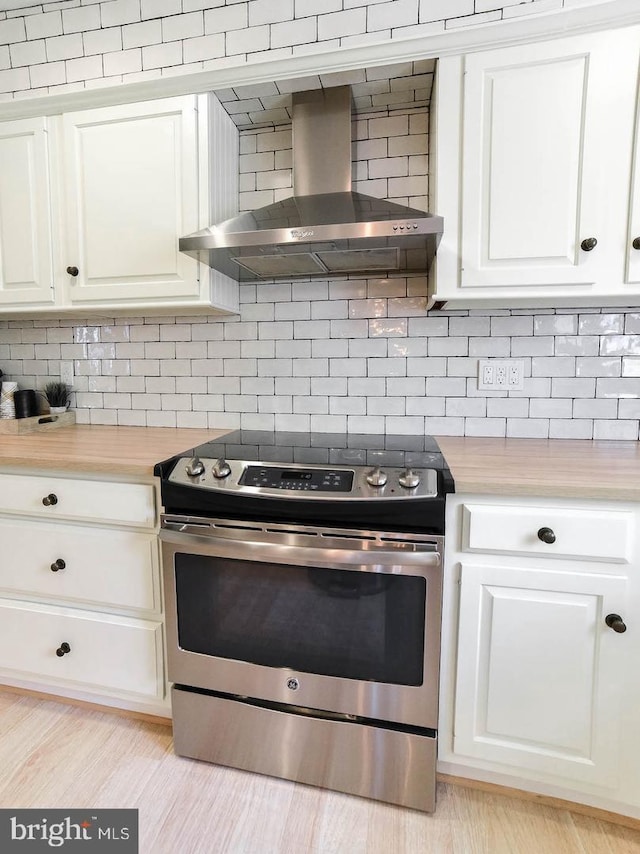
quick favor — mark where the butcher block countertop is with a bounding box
[437,436,640,501]
[0,426,639,499]
[0,424,226,476]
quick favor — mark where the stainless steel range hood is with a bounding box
[179,86,443,282]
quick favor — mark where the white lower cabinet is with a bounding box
[0,468,168,716]
[455,562,626,787]
[440,494,640,817]
[0,599,163,700]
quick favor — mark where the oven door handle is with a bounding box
[159,526,441,571]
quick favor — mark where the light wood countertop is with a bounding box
[1,427,639,499]
[437,436,640,501]
[0,425,228,476]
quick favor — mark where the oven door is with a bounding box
[161,517,443,730]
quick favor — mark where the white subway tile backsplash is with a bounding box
[593,420,639,440]
[122,20,160,49]
[25,11,62,40]
[532,356,575,377]
[226,24,269,55]
[46,32,83,60]
[600,335,640,356]
[579,314,624,335]
[103,47,141,75]
[511,336,554,357]
[162,12,204,41]
[63,5,100,34]
[141,41,180,70]
[596,377,640,399]
[468,337,510,357]
[576,357,621,377]
[102,0,141,28]
[549,419,593,439]
[555,335,599,356]
[622,357,640,377]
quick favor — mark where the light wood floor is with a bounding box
[1,689,640,854]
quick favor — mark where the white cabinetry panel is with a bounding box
[627,76,640,285]
[432,26,640,306]
[0,117,54,306]
[0,598,164,700]
[0,472,156,527]
[0,517,160,613]
[0,467,168,715]
[454,563,626,786]
[462,503,632,563]
[60,97,200,305]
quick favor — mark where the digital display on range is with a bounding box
[240,465,354,492]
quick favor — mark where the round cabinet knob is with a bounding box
[55,642,71,657]
[66,266,79,277]
[605,613,627,633]
[633,237,640,251]
[42,493,58,506]
[537,526,556,544]
[580,237,598,252]
[366,466,387,488]
[50,559,66,572]
[212,458,232,479]
[185,456,205,477]
[398,469,421,489]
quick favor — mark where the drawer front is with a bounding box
[0,598,164,700]
[0,518,160,613]
[0,473,156,528]
[462,503,633,563]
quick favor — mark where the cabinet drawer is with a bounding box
[0,473,156,528]
[0,518,160,613]
[462,503,633,563]
[0,598,164,700]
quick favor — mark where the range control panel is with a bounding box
[240,466,353,492]
[168,457,439,500]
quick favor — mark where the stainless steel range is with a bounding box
[155,431,454,812]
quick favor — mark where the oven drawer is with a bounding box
[0,598,164,700]
[0,472,156,528]
[172,686,437,812]
[462,502,632,563]
[0,517,160,613]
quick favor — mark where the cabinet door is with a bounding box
[627,72,640,285]
[460,29,639,291]
[0,117,54,306]
[454,563,627,788]
[60,97,200,305]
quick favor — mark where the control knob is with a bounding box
[366,466,387,488]
[398,469,420,489]
[185,457,205,477]
[212,458,232,479]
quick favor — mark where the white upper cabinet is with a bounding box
[59,98,201,306]
[0,94,239,317]
[432,27,640,306]
[0,117,54,306]
[628,90,640,286]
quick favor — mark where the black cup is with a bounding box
[14,389,38,419]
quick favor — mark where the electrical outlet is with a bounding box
[60,361,74,388]
[478,359,525,391]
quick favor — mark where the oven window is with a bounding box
[174,554,426,686]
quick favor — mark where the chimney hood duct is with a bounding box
[179,86,444,282]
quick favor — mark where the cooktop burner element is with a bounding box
[155,431,454,535]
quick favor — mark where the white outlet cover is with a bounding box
[477,359,525,391]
